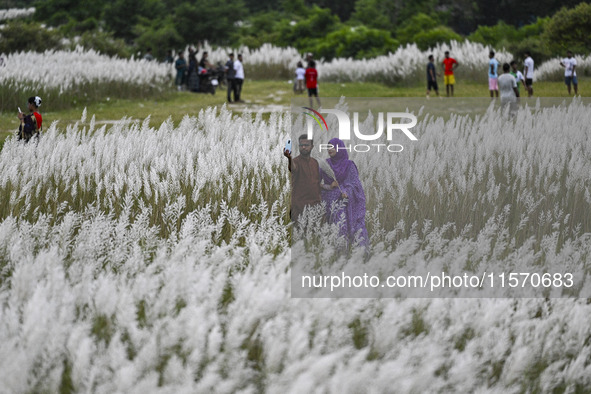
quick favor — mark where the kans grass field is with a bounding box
[1,43,591,392]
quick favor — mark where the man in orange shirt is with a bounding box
[442,51,459,97]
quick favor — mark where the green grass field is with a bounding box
[1,77,589,148]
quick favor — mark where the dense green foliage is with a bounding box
[1,1,589,61]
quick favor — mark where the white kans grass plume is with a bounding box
[318,41,514,84]
[0,46,171,92]
[1,101,591,390]
[0,7,35,21]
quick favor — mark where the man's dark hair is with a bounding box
[428,55,434,61]
[510,60,516,66]
[298,134,313,145]
[489,51,495,57]
[444,51,449,55]
[567,50,572,55]
[229,53,234,57]
[503,63,510,72]
[525,51,531,56]
[309,60,316,68]
[28,96,41,108]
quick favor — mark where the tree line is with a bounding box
[1,0,590,62]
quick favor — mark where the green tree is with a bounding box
[173,0,246,45]
[543,2,591,55]
[413,26,462,50]
[313,25,399,60]
[102,0,164,43]
[396,13,438,44]
[134,18,184,59]
[0,20,63,54]
[467,21,519,46]
[352,0,439,35]
[33,0,105,26]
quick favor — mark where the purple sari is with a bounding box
[320,138,369,247]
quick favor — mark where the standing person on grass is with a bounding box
[233,53,244,103]
[225,53,235,102]
[560,50,578,95]
[488,51,499,98]
[510,60,525,96]
[442,51,458,97]
[175,51,187,91]
[295,61,306,94]
[426,55,439,98]
[17,96,42,142]
[498,63,519,114]
[523,51,534,97]
[283,134,321,223]
[305,61,321,108]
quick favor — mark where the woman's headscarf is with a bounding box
[327,138,353,183]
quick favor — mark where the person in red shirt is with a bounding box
[305,61,321,108]
[441,51,459,97]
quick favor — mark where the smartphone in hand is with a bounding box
[285,139,292,154]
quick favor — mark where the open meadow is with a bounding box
[1,43,591,392]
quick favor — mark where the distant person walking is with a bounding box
[164,50,174,64]
[560,50,578,95]
[175,51,187,91]
[305,60,321,107]
[426,55,439,98]
[187,49,199,92]
[295,61,306,94]
[523,51,534,97]
[510,60,525,96]
[143,48,154,61]
[442,51,458,97]
[498,63,519,112]
[233,53,244,103]
[225,53,236,102]
[488,51,499,98]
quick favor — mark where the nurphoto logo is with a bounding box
[301,106,418,153]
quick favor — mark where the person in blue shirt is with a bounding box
[489,51,499,98]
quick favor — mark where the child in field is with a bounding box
[305,61,321,107]
[510,61,525,96]
[17,96,42,142]
[295,61,305,94]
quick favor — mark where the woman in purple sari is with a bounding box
[320,138,369,248]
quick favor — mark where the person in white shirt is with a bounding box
[498,63,519,113]
[560,50,578,95]
[295,61,305,94]
[523,51,534,97]
[233,54,245,103]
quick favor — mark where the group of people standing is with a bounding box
[224,53,245,103]
[427,50,579,99]
[284,135,369,249]
[294,55,321,108]
[171,49,245,99]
